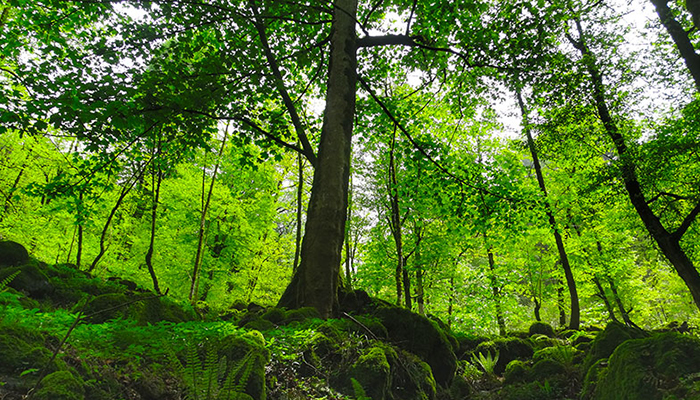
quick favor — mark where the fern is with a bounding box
[351,378,370,400]
[0,270,19,292]
[171,338,260,400]
[471,350,499,375]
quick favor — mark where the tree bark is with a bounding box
[293,151,304,272]
[277,0,357,318]
[516,88,580,330]
[145,165,163,294]
[568,19,700,312]
[487,248,507,336]
[649,0,700,91]
[189,129,228,301]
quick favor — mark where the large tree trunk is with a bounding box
[516,88,580,330]
[277,0,357,318]
[568,19,700,312]
[649,0,700,90]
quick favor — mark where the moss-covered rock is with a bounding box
[375,306,456,387]
[260,307,286,324]
[0,326,55,373]
[0,264,53,298]
[83,292,195,324]
[391,350,437,400]
[82,293,130,323]
[528,321,555,337]
[583,321,646,373]
[454,332,491,359]
[219,331,270,400]
[33,371,85,400]
[504,360,529,384]
[243,318,276,331]
[350,346,391,400]
[592,332,700,400]
[530,334,557,350]
[474,337,534,375]
[530,358,567,381]
[282,307,320,324]
[0,240,29,267]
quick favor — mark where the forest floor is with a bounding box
[1,240,700,400]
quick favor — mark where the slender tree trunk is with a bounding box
[608,276,633,326]
[534,298,542,322]
[344,174,353,289]
[516,88,580,329]
[385,127,406,306]
[145,166,163,294]
[649,0,700,90]
[487,248,507,335]
[593,275,618,322]
[189,129,228,301]
[88,161,150,272]
[568,20,700,312]
[277,0,358,318]
[448,276,455,328]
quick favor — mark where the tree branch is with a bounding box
[673,199,700,240]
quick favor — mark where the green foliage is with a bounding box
[350,378,370,400]
[0,270,20,291]
[471,350,500,376]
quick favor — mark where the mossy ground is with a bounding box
[1,243,699,400]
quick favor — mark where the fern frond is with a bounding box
[0,270,20,292]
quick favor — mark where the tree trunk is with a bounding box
[534,297,542,322]
[557,280,567,328]
[189,129,228,301]
[88,161,150,272]
[516,88,580,329]
[487,248,506,336]
[569,19,700,312]
[145,166,163,294]
[649,0,700,90]
[277,0,357,318]
[293,151,304,272]
[593,275,618,322]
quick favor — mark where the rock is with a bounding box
[350,346,391,400]
[528,321,555,337]
[0,264,53,298]
[33,371,85,400]
[219,331,270,400]
[474,337,534,375]
[591,332,700,400]
[375,305,457,387]
[0,241,29,267]
[583,321,646,373]
[504,360,529,384]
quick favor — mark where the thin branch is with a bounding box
[673,199,700,240]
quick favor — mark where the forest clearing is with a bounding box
[2,0,700,398]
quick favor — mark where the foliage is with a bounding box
[471,350,500,376]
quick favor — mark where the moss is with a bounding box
[474,337,534,375]
[504,360,529,384]
[82,293,130,323]
[33,371,85,400]
[581,358,608,400]
[137,295,196,325]
[350,346,391,400]
[530,358,567,381]
[375,305,457,387]
[391,350,437,400]
[282,307,320,324]
[0,240,29,267]
[260,307,286,324]
[0,328,55,373]
[592,332,700,400]
[243,318,276,331]
[583,321,646,373]
[447,375,471,399]
[529,322,555,337]
[0,264,53,298]
[530,334,557,350]
[219,332,270,400]
[454,333,491,359]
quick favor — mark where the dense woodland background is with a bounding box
[2,0,700,335]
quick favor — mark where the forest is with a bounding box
[1,0,700,399]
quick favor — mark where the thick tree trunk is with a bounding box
[516,88,580,330]
[649,0,700,90]
[293,152,304,272]
[569,20,700,312]
[277,0,357,318]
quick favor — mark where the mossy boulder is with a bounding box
[260,307,286,324]
[33,371,85,400]
[0,264,53,298]
[243,318,276,331]
[282,306,320,324]
[0,240,29,267]
[592,332,700,400]
[583,321,646,372]
[474,337,533,375]
[375,306,457,387]
[83,293,195,324]
[528,321,555,337]
[530,334,557,350]
[350,346,391,400]
[504,360,529,384]
[0,326,56,374]
[391,350,437,400]
[219,331,270,400]
[530,358,567,381]
[454,333,491,359]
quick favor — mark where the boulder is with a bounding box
[0,240,29,267]
[0,264,53,298]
